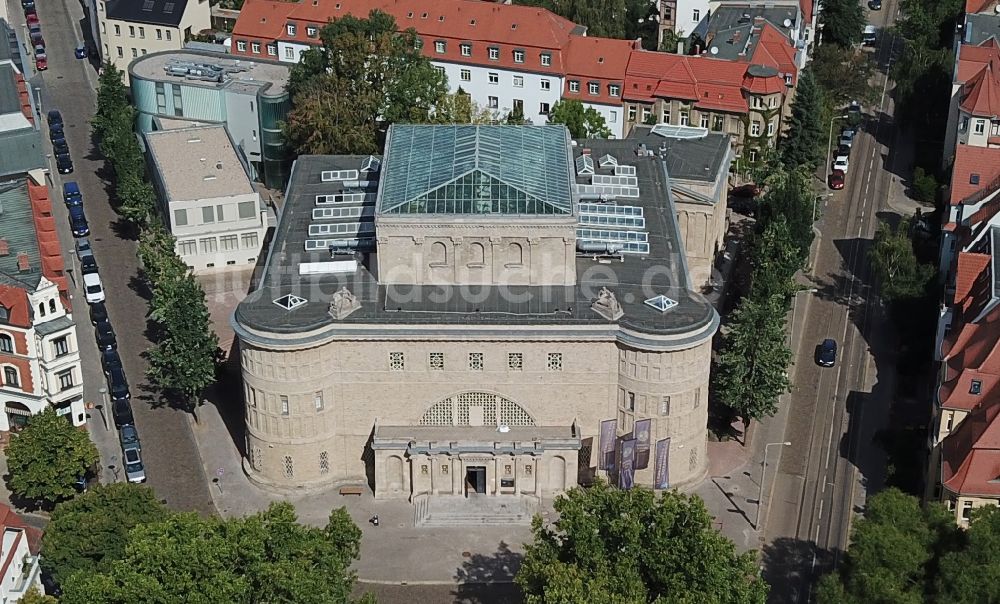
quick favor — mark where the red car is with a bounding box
[828,169,845,190]
[35,55,47,71]
[26,13,38,25]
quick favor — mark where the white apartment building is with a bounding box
[145,125,267,272]
[0,505,42,602]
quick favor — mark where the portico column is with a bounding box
[453,456,463,496]
[493,457,502,495]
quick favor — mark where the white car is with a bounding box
[833,157,850,174]
[83,272,106,304]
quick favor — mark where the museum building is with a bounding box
[232,124,730,501]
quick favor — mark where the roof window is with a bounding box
[645,295,678,313]
[971,173,981,185]
[439,15,445,21]
[273,294,307,311]
[470,19,476,25]
[971,379,983,395]
[511,23,518,30]
[421,12,428,18]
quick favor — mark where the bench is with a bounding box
[339,486,364,496]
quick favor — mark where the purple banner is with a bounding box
[599,419,617,471]
[654,438,670,489]
[634,419,652,470]
[618,438,637,490]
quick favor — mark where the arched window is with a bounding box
[49,299,56,314]
[37,303,45,317]
[507,242,523,265]
[429,241,447,265]
[0,334,12,354]
[469,242,485,265]
[3,366,19,387]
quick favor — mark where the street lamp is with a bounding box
[825,114,850,189]
[755,441,792,530]
[97,387,110,431]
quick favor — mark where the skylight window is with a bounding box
[361,155,381,173]
[575,154,594,175]
[644,295,678,313]
[273,294,307,310]
[163,2,174,13]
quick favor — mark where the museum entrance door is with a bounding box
[465,466,486,496]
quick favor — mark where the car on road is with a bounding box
[35,56,47,71]
[839,129,856,148]
[112,398,134,428]
[828,169,845,190]
[83,272,106,303]
[33,44,45,58]
[80,253,97,274]
[23,4,35,16]
[77,238,98,274]
[75,237,92,259]
[89,300,109,325]
[25,13,38,26]
[68,205,89,237]
[818,338,838,367]
[107,365,130,402]
[119,424,140,451]
[95,317,117,351]
[101,348,122,377]
[21,0,34,9]
[74,46,88,59]
[47,110,63,128]
[837,144,851,158]
[834,148,850,163]
[56,153,73,174]
[832,157,850,174]
[63,181,82,205]
[48,123,63,140]
[123,446,146,483]
[869,0,882,9]
[53,139,69,155]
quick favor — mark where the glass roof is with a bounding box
[379,125,573,215]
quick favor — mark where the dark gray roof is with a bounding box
[34,314,74,336]
[698,6,798,55]
[235,134,718,342]
[626,126,731,183]
[0,180,43,290]
[0,64,21,115]
[106,0,190,27]
[964,13,1000,46]
[0,129,45,179]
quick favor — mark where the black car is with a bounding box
[56,153,73,174]
[101,348,122,377]
[80,253,97,275]
[95,317,117,351]
[119,424,141,451]
[818,338,837,367]
[48,124,64,141]
[89,300,108,325]
[868,0,882,9]
[53,139,69,155]
[47,110,63,128]
[112,398,134,428]
[107,366,130,402]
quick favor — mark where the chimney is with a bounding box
[16,252,29,272]
[677,40,685,54]
[0,239,8,256]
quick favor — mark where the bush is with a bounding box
[912,167,938,204]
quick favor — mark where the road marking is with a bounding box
[819,500,824,520]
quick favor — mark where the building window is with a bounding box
[389,352,405,371]
[679,111,689,126]
[540,102,550,114]
[750,121,761,136]
[200,238,217,254]
[461,43,471,56]
[241,233,259,249]
[129,25,135,37]
[116,46,123,58]
[975,120,986,135]
[49,300,56,314]
[286,23,296,36]
[178,240,196,256]
[114,24,120,36]
[238,201,256,220]
[693,9,701,21]
[712,115,724,131]
[507,352,523,370]
[488,72,498,85]
[414,37,423,50]
[434,40,446,53]
[541,79,551,91]
[58,369,73,390]
[131,48,138,58]
[488,96,499,109]
[945,412,954,431]
[156,28,162,40]
[4,367,18,387]
[627,392,635,412]
[460,68,471,81]
[513,49,525,63]
[53,337,69,357]
[513,75,523,87]
[279,395,289,415]
[628,106,637,122]
[971,379,983,395]
[220,235,239,251]
[748,148,758,162]
[767,121,775,136]
[609,84,620,97]
[319,451,329,474]
[284,47,294,59]
[468,352,484,371]
[547,352,563,371]
[660,396,670,416]
[488,46,499,60]
[201,206,215,224]
[540,53,551,66]
[314,391,324,410]
[962,500,974,521]
[251,42,260,54]
[569,80,580,93]
[166,30,171,41]
[700,114,709,128]
[139,26,145,38]
[172,86,183,116]
[237,40,246,52]
[101,22,106,34]
[0,334,12,353]
[267,43,277,56]
[642,107,650,122]
[610,110,617,123]
[433,66,445,76]
[38,303,45,318]
[141,49,147,55]
[429,352,444,370]
[588,82,599,95]
[283,455,293,478]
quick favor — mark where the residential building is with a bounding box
[129,49,292,187]
[145,125,267,273]
[562,37,638,136]
[0,47,44,180]
[232,124,727,500]
[0,176,85,433]
[939,145,1000,281]
[0,503,42,602]
[91,0,211,83]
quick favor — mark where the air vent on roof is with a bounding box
[439,15,445,21]
[470,19,476,25]
[645,295,678,312]
[0,240,7,256]
[273,294,307,310]
[16,252,30,272]
[335,3,341,8]
[598,57,604,63]
[187,137,201,143]
[407,11,412,17]
[163,2,174,13]
[511,23,518,29]
[142,0,154,11]
[972,173,981,185]
[421,12,428,18]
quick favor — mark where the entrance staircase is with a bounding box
[414,494,538,527]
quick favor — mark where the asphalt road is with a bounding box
[11,0,214,514]
[763,2,904,602]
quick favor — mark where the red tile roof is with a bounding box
[0,503,41,554]
[967,0,998,14]
[625,50,751,112]
[958,41,1000,84]
[800,0,813,23]
[562,37,637,105]
[0,287,30,328]
[960,61,1000,117]
[751,21,798,86]
[940,304,1000,411]
[26,180,69,305]
[942,399,1000,497]
[950,145,1000,206]
[952,251,992,312]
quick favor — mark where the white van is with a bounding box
[862,25,877,47]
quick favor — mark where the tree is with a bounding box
[432,90,497,124]
[624,0,659,49]
[137,222,186,288]
[748,217,802,304]
[94,61,130,136]
[60,503,368,604]
[18,587,58,604]
[147,273,220,412]
[868,219,935,303]
[810,45,875,106]
[818,0,865,48]
[755,170,815,263]
[780,69,825,170]
[548,100,611,138]
[114,170,157,225]
[284,75,380,155]
[912,167,938,203]
[506,103,528,125]
[936,506,1000,602]
[41,483,170,588]
[659,29,684,53]
[6,409,99,507]
[712,296,792,430]
[516,480,768,603]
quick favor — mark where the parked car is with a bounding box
[48,123,63,140]
[56,153,73,174]
[80,253,97,275]
[119,424,140,451]
[47,110,63,128]
[832,157,850,174]
[25,13,38,26]
[834,149,850,164]
[828,169,845,190]
[107,365,130,402]
[63,181,82,205]
[53,139,69,155]
[862,25,877,47]
[839,129,856,148]
[101,348,122,377]
[89,300,109,325]
[837,144,851,158]
[818,338,838,367]
[82,272,105,303]
[74,46,88,59]
[21,0,35,10]
[123,446,146,483]
[35,55,46,71]
[95,317,116,351]
[68,204,89,237]
[869,0,882,9]
[112,398,134,428]
[23,4,35,16]
[75,237,92,259]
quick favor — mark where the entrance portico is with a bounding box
[371,423,581,500]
